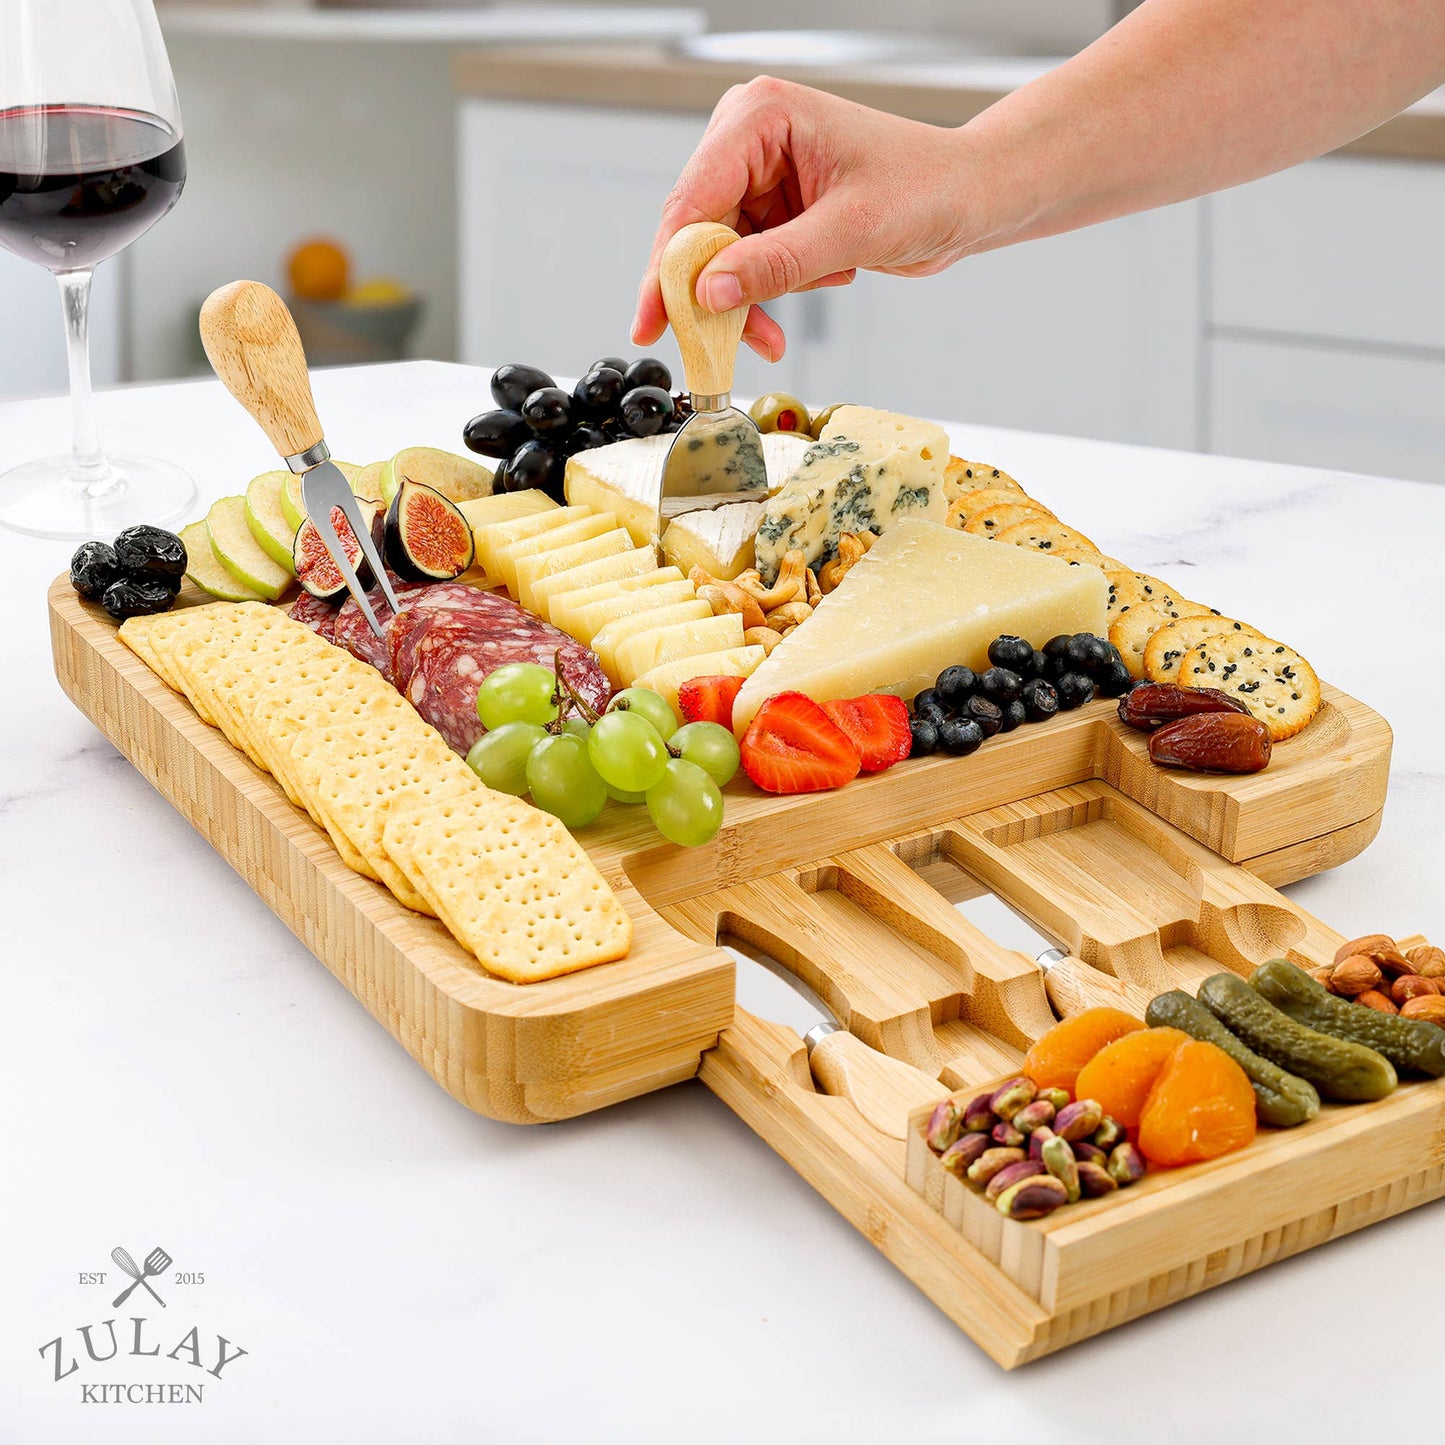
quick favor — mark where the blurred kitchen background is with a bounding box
[4,0,1442,482]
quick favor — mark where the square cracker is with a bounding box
[382,788,632,984]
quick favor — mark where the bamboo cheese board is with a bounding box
[52,575,1430,1368]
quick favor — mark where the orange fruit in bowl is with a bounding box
[288,238,351,303]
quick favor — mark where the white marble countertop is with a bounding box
[2,361,1442,1441]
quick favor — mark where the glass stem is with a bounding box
[56,267,114,495]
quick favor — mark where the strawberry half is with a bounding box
[677,674,746,730]
[821,694,913,773]
[740,692,861,793]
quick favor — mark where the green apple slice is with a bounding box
[181,521,265,602]
[244,471,298,575]
[281,461,364,531]
[379,446,494,506]
[350,460,386,499]
[206,495,293,601]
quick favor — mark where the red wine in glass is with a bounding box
[0,104,186,271]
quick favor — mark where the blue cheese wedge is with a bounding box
[754,407,949,583]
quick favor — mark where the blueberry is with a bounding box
[987,635,1034,671]
[1094,659,1136,698]
[1042,634,1074,664]
[913,701,947,730]
[909,716,939,757]
[1020,677,1060,722]
[912,686,942,715]
[934,666,976,709]
[1063,634,1101,672]
[1055,672,1097,710]
[939,717,985,756]
[998,699,1028,733]
[965,695,1003,738]
[1025,648,1049,679]
[977,667,1023,705]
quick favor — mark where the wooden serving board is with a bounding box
[52,577,1419,1365]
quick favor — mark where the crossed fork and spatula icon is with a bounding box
[111,1246,172,1308]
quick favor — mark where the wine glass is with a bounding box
[0,0,194,540]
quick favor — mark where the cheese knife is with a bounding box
[199,280,399,637]
[654,222,770,551]
[727,941,944,1140]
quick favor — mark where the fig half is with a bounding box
[293,498,384,602]
[384,479,474,582]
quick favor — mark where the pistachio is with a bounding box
[991,1120,1025,1148]
[1106,1141,1148,1186]
[1027,1126,1057,1162]
[1076,1160,1119,1198]
[1038,1087,1071,1112]
[988,1076,1036,1122]
[984,1159,1045,1201]
[1091,1116,1126,1151]
[995,1174,1069,1220]
[961,1091,997,1134]
[1041,1134,1081,1203]
[1072,1141,1109,1167]
[965,1146,1027,1188]
[1054,1098,1104,1142]
[925,1099,964,1153]
[938,1131,991,1179]
[1012,1099,1057,1134]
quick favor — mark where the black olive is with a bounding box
[573,367,625,419]
[909,716,939,757]
[987,635,1034,671]
[508,438,563,493]
[1055,672,1097,710]
[624,357,672,393]
[70,540,121,601]
[1020,678,1060,722]
[998,699,1028,733]
[619,386,675,437]
[590,355,629,376]
[490,363,556,412]
[965,695,1003,738]
[463,408,531,459]
[939,717,985,756]
[521,386,574,436]
[977,667,1023,705]
[934,666,976,710]
[101,576,175,622]
[113,525,186,586]
[566,422,612,455]
[1094,659,1136,697]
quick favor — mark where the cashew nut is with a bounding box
[744,626,785,654]
[737,549,807,611]
[695,576,767,630]
[765,600,814,630]
[805,566,823,607]
[817,530,876,594]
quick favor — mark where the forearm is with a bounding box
[959,0,1445,254]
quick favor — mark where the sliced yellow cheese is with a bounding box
[565,431,813,549]
[660,500,764,582]
[455,491,558,586]
[530,546,658,623]
[474,503,589,580]
[731,519,1109,733]
[549,567,686,641]
[515,530,631,614]
[633,645,768,714]
[563,577,698,646]
[591,598,713,682]
[496,511,619,594]
[614,612,746,687]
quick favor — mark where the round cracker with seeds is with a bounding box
[1110,596,1219,679]
[1051,545,1129,572]
[964,502,1054,539]
[1143,615,1264,684]
[1103,570,1182,631]
[944,459,1026,499]
[1178,634,1322,741]
[947,488,1048,529]
[994,519,1100,556]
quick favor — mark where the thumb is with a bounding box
[696,205,857,312]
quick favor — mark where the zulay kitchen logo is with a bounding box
[37,1243,248,1406]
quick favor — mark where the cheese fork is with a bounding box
[199,280,398,637]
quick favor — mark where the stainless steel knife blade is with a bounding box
[301,458,400,635]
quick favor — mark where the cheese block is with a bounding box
[614,612,746,686]
[529,546,657,623]
[660,500,765,581]
[456,492,557,586]
[754,407,949,583]
[550,568,686,641]
[731,519,1110,733]
[591,598,713,682]
[496,511,619,594]
[515,530,631,614]
[565,431,812,550]
[474,503,589,580]
[564,577,698,646]
[633,645,767,714]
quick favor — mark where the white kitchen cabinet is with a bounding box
[0,250,121,399]
[1208,336,1445,484]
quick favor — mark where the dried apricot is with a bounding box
[1137,1039,1257,1167]
[1074,1027,1192,1128]
[1023,1008,1145,1094]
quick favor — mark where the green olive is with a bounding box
[807,402,851,438]
[748,392,811,434]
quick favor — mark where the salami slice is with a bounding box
[289,591,341,644]
[389,585,520,694]
[331,575,429,681]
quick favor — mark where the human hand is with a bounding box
[632,76,980,361]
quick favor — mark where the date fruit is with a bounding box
[1148,713,1272,774]
[1117,683,1249,731]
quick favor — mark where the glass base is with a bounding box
[0,453,197,541]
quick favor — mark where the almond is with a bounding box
[1357,989,1399,1014]
[1400,995,1445,1026]
[1329,957,1383,997]
[1334,934,1398,965]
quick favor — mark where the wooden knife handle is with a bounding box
[808,1029,945,1142]
[1043,954,1155,1020]
[199,280,325,460]
[659,221,747,397]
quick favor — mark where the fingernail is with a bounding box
[700,272,743,312]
